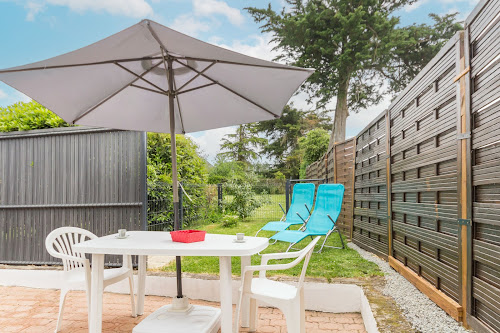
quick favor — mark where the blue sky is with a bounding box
[0,0,478,162]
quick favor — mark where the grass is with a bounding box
[162,209,383,280]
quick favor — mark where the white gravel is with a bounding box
[348,243,472,333]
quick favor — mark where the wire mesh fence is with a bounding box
[147,181,286,229]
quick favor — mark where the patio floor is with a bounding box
[0,286,367,333]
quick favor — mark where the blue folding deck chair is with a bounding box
[270,184,345,253]
[255,183,315,237]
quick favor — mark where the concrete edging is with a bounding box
[0,268,379,332]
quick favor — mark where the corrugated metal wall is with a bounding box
[0,127,147,265]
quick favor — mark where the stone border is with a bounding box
[0,267,379,333]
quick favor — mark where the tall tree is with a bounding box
[247,0,415,145]
[254,105,330,178]
[381,13,463,94]
[218,124,266,164]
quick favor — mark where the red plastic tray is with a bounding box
[170,230,206,243]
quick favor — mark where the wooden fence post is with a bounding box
[385,109,393,257]
[333,144,338,183]
[350,138,357,239]
[456,30,472,327]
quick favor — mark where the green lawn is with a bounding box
[162,214,382,281]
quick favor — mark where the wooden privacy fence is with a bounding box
[305,138,356,238]
[0,127,147,266]
[305,1,499,331]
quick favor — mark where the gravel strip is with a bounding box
[348,243,472,333]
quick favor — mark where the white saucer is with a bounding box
[115,235,130,239]
[233,239,246,243]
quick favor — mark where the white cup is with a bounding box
[118,229,127,238]
[236,233,244,241]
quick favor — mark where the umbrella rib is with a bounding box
[176,82,217,95]
[176,61,216,92]
[175,55,312,72]
[146,21,171,54]
[173,59,279,119]
[72,61,163,124]
[114,62,168,94]
[172,69,186,134]
[130,84,168,96]
[0,56,164,74]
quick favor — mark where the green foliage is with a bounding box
[0,101,69,132]
[207,157,248,184]
[298,128,330,178]
[224,180,269,219]
[218,124,266,164]
[147,133,207,185]
[383,13,463,94]
[221,214,239,228]
[253,105,331,178]
[147,133,208,229]
[274,171,285,180]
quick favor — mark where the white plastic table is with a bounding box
[73,231,269,333]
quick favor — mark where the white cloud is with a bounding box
[18,0,154,20]
[211,33,278,61]
[403,0,428,12]
[25,1,45,21]
[192,0,244,26]
[0,89,7,100]
[170,14,213,37]
[188,126,235,163]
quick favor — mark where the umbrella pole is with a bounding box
[167,56,183,300]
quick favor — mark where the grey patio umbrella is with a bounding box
[0,19,313,302]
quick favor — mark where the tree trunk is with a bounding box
[330,78,350,146]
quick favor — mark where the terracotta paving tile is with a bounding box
[0,286,366,333]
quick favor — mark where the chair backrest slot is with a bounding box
[45,227,97,272]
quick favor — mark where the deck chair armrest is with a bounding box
[304,203,311,215]
[278,203,286,215]
[296,212,308,224]
[327,214,338,224]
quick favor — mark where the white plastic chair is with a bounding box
[45,227,136,332]
[234,236,320,333]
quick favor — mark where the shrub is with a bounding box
[224,180,268,219]
[0,101,69,132]
[221,214,239,228]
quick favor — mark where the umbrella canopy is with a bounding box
[0,19,314,302]
[0,19,313,133]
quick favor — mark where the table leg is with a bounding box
[90,254,104,333]
[219,256,232,333]
[240,256,251,328]
[137,255,147,316]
